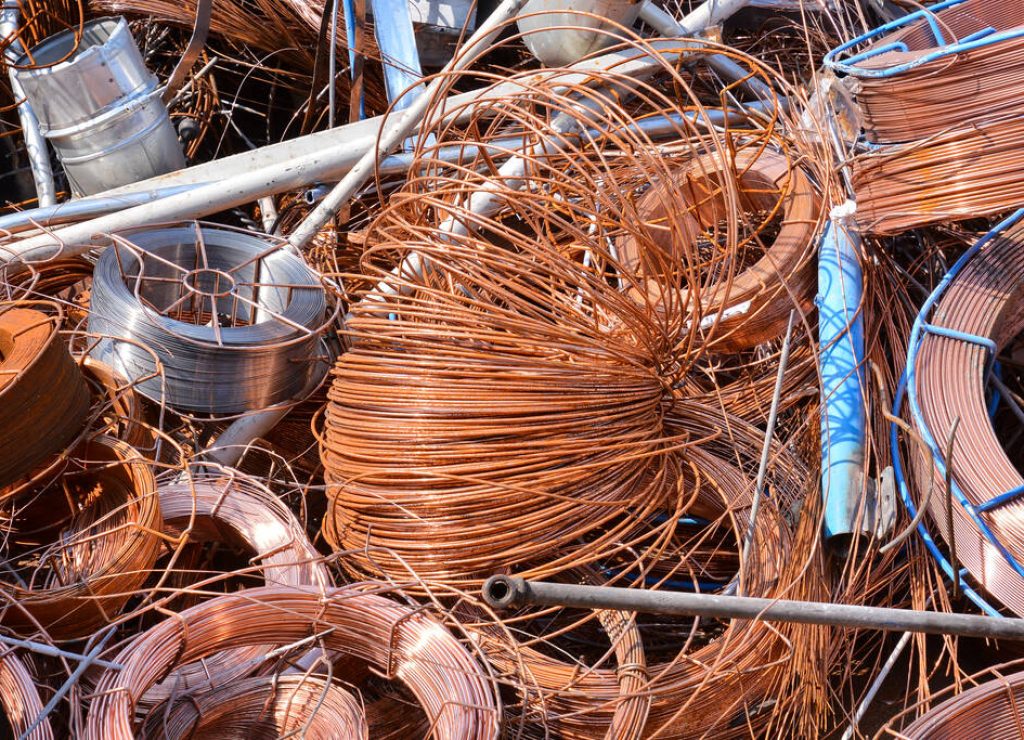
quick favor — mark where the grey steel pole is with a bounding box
[482,576,1024,641]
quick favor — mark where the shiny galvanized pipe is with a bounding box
[483,576,1024,640]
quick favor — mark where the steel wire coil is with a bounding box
[616,147,820,352]
[889,666,1024,739]
[0,304,90,489]
[140,467,332,708]
[851,113,1024,234]
[0,649,52,739]
[906,216,1024,616]
[141,674,368,739]
[0,434,161,640]
[837,0,1024,144]
[86,585,501,740]
[88,222,330,414]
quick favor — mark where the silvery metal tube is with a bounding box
[13,17,185,195]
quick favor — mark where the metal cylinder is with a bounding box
[517,0,643,67]
[12,17,185,196]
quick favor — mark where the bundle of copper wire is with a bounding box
[905,218,1024,616]
[0,304,90,490]
[0,649,52,739]
[842,0,1024,144]
[141,675,368,739]
[852,113,1024,234]
[883,663,1024,738]
[323,42,826,589]
[139,467,332,708]
[0,434,161,640]
[86,585,500,739]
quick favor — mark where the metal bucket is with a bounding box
[12,17,185,196]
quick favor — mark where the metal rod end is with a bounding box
[482,575,526,610]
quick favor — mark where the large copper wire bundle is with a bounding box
[141,674,368,739]
[843,0,1024,144]
[851,113,1024,234]
[0,304,90,489]
[0,649,52,739]
[906,218,1024,616]
[86,585,500,739]
[140,467,332,708]
[323,44,824,589]
[0,434,161,640]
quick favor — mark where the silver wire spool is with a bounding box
[88,223,329,414]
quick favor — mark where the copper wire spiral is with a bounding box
[0,434,161,640]
[0,649,52,739]
[905,218,1024,616]
[86,585,500,739]
[0,304,90,490]
[141,674,369,739]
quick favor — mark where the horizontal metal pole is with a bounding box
[483,576,1024,641]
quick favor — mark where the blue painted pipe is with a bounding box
[370,0,427,114]
[818,215,867,541]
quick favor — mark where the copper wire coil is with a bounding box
[887,666,1024,739]
[79,357,153,453]
[0,304,90,490]
[846,0,1024,144]
[141,674,368,739]
[851,113,1024,234]
[0,649,52,739]
[86,585,501,740]
[462,405,815,739]
[139,468,333,709]
[616,148,820,352]
[0,434,161,640]
[907,218,1024,616]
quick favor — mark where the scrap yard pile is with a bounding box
[4,0,1024,737]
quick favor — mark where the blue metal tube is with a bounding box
[371,0,426,112]
[818,216,867,541]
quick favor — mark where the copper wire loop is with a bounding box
[0,649,53,739]
[86,585,500,739]
[141,674,369,739]
[0,304,90,489]
[0,435,161,640]
[140,467,332,708]
[845,0,1024,144]
[617,147,820,352]
[907,219,1024,616]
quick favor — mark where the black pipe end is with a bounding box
[482,575,524,610]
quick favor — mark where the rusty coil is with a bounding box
[907,217,1024,615]
[0,304,89,489]
[617,147,820,352]
[841,0,1024,144]
[86,585,500,739]
[0,649,52,739]
[0,435,161,640]
[141,674,368,739]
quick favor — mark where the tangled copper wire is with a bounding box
[86,585,501,739]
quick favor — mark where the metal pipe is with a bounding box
[288,0,530,249]
[482,576,1024,641]
[0,1,56,207]
[818,213,868,542]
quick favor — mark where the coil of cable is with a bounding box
[139,467,332,709]
[141,674,368,739]
[0,650,52,739]
[905,215,1024,615]
[835,0,1024,144]
[0,434,161,640]
[616,147,820,352]
[87,222,329,414]
[86,585,500,740]
[0,304,90,489]
[887,667,1024,739]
